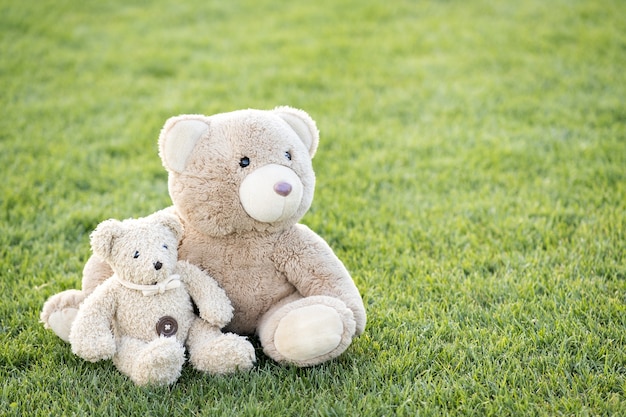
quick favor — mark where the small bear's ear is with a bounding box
[153,212,184,242]
[90,219,124,259]
[273,106,319,157]
[158,115,210,173]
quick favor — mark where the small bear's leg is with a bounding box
[257,295,356,367]
[114,336,185,386]
[186,318,256,374]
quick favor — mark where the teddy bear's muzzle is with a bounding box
[239,164,303,223]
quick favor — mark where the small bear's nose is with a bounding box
[274,182,292,197]
[154,261,163,270]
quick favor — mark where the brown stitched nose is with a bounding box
[274,182,292,197]
[154,261,163,270]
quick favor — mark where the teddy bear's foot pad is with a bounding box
[274,305,344,362]
[46,308,78,343]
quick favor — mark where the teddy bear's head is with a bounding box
[90,213,183,285]
[158,106,319,236]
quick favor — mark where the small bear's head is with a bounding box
[158,106,319,236]
[90,212,183,285]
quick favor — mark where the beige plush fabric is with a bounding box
[42,106,366,367]
[67,213,254,386]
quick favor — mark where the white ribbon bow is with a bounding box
[114,274,181,296]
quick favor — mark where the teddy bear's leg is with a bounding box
[257,294,357,367]
[40,290,86,342]
[40,255,113,342]
[114,336,185,386]
[186,318,256,374]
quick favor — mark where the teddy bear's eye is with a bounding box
[162,244,168,250]
[239,157,250,168]
[133,250,140,259]
[284,151,292,161]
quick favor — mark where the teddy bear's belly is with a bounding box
[180,230,297,334]
[114,288,195,343]
[191,252,295,334]
[216,269,295,334]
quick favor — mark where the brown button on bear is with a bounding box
[156,316,178,337]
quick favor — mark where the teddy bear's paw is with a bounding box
[45,308,78,343]
[129,337,185,386]
[266,297,357,367]
[274,304,344,362]
[71,333,116,363]
[190,333,256,375]
[40,289,86,341]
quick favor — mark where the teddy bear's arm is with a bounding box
[68,278,118,362]
[276,224,367,335]
[176,260,234,328]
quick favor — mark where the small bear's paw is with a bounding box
[189,333,256,375]
[71,332,116,363]
[130,337,185,386]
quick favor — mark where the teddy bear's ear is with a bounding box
[90,219,124,259]
[153,212,184,242]
[273,106,319,157]
[158,116,210,173]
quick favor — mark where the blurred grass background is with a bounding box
[1,0,625,415]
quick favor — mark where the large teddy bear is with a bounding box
[42,106,366,367]
[69,212,255,385]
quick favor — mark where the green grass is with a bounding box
[1,0,625,415]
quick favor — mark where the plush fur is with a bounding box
[67,212,255,386]
[41,106,366,367]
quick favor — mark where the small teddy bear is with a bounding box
[68,211,255,386]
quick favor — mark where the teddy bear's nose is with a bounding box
[273,182,292,197]
[154,261,163,270]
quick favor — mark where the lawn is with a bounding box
[1,0,625,415]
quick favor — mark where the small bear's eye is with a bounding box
[239,157,250,168]
[133,251,140,259]
[162,244,168,250]
[285,151,292,161]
